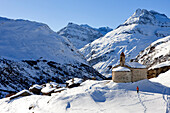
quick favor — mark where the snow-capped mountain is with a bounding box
[57,23,112,49]
[0,17,105,98]
[80,9,170,77]
[136,35,170,67]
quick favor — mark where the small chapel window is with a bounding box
[120,57,122,62]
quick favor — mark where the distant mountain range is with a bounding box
[57,22,112,49]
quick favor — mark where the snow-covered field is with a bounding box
[0,70,169,113]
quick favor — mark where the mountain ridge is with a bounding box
[57,22,112,49]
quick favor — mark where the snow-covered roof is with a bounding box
[112,62,146,69]
[10,90,33,99]
[29,84,42,90]
[49,82,58,87]
[66,78,83,86]
[125,62,146,68]
[58,84,66,88]
[54,88,67,92]
[112,66,131,72]
[149,61,170,70]
[41,87,56,94]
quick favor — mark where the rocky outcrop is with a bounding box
[136,36,170,67]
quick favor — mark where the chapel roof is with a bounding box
[125,62,146,69]
[112,62,147,69]
[120,52,125,56]
[112,66,131,72]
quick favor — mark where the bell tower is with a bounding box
[120,52,125,66]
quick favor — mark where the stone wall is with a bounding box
[147,66,170,79]
[112,71,131,83]
[131,68,147,82]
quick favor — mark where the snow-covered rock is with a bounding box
[80,9,170,77]
[148,61,170,70]
[57,22,112,49]
[136,35,170,67]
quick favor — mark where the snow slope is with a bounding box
[0,17,84,63]
[57,23,112,49]
[136,35,170,67]
[0,17,105,98]
[0,70,170,113]
[150,70,170,87]
[80,9,170,77]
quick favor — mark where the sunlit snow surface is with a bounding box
[0,70,170,113]
[0,17,86,64]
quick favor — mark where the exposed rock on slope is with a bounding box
[136,35,170,67]
[135,36,170,78]
[80,9,170,77]
[57,23,112,49]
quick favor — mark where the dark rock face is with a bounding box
[0,58,105,98]
[147,66,170,79]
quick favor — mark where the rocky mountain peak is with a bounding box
[124,9,170,26]
[57,22,112,49]
[80,9,170,77]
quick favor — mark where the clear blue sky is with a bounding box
[0,0,170,31]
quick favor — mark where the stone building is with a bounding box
[112,52,147,83]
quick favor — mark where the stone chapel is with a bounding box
[112,52,147,83]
